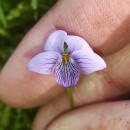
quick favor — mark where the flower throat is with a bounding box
[62,42,69,64]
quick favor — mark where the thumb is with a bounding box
[47,101,130,130]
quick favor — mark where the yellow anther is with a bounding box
[62,54,69,64]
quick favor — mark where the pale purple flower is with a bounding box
[28,30,106,87]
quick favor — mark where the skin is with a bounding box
[0,0,130,129]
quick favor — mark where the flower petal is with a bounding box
[55,62,79,87]
[65,35,93,54]
[28,51,60,74]
[71,50,106,74]
[44,30,67,53]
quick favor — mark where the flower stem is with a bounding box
[66,87,74,109]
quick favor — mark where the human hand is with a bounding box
[0,0,130,129]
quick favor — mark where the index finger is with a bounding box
[0,0,130,108]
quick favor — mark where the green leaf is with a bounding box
[0,3,7,27]
[0,106,12,129]
[31,0,38,10]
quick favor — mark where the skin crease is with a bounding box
[0,0,130,129]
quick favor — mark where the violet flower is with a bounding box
[28,30,106,88]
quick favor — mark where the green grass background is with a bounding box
[0,0,57,130]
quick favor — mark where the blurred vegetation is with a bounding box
[0,0,57,130]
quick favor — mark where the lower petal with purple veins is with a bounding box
[55,62,79,87]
